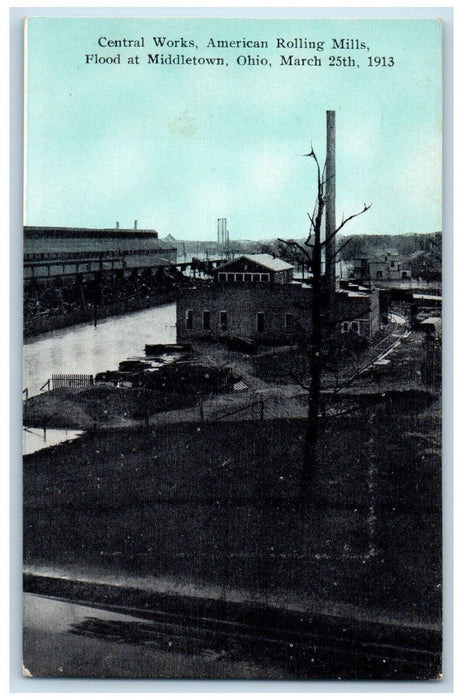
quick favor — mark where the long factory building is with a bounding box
[24,225,177,283]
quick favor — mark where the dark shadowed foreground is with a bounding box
[23,391,441,679]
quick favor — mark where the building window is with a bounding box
[227,273,235,282]
[203,310,211,331]
[186,310,193,330]
[376,270,383,279]
[256,312,265,332]
[261,273,270,282]
[351,321,359,334]
[244,273,252,282]
[402,271,408,279]
[218,273,226,281]
[342,321,349,333]
[235,273,243,282]
[220,311,228,331]
[285,313,295,331]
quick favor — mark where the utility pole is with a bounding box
[278,110,370,498]
[325,110,336,298]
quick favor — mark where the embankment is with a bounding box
[23,386,196,429]
[23,393,441,627]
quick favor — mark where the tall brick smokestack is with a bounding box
[325,110,336,295]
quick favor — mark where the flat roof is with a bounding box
[336,289,369,298]
[420,317,442,326]
[413,294,442,301]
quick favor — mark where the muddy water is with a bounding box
[23,303,176,398]
[23,592,282,678]
[22,427,84,456]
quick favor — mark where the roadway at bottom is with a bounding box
[23,593,283,679]
[22,586,441,680]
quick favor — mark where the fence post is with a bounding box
[40,378,51,392]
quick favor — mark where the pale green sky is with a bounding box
[25,17,442,239]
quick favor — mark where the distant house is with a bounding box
[419,316,442,340]
[349,253,411,281]
[177,254,380,345]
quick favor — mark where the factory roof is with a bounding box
[337,289,370,298]
[413,293,442,302]
[246,254,294,271]
[24,226,159,240]
[216,254,294,273]
[24,226,177,255]
[421,317,441,326]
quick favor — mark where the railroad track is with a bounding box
[329,314,409,394]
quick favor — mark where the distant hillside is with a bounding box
[228,232,440,257]
[167,233,442,271]
[166,239,271,258]
[239,232,442,282]
[334,232,442,261]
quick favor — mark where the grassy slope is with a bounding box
[24,392,441,625]
[23,386,197,429]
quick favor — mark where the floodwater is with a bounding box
[23,427,84,456]
[23,303,176,398]
[23,593,279,678]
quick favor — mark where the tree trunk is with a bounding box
[301,185,324,499]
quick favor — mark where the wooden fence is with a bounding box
[203,397,264,422]
[52,373,94,389]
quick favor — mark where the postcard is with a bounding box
[22,16,443,680]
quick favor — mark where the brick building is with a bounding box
[177,254,380,345]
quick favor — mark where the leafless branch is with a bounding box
[325,236,353,265]
[325,204,372,245]
[305,227,315,249]
[290,372,310,391]
[306,211,316,231]
[277,238,313,265]
[304,147,322,196]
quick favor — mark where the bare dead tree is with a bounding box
[279,148,371,497]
